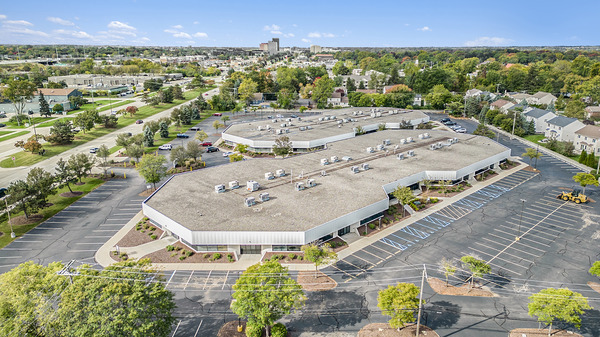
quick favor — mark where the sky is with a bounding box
[0,0,598,48]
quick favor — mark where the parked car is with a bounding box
[267,116,273,119]
[290,115,298,118]
[176,133,190,138]
[0,187,7,198]
[443,121,456,126]
[213,113,222,116]
[190,126,201,131]
[449,125,462,130]
[135,120,143,124]
[276,114,283,118]
[201,142,212,146]
[0,113,7,118]
[455,128,467,133]
[0,123,6,128]
[89,147,99,153]
[222,151,234,157]
[206,146,219,153]
[158,144,172,150]
[440,118,451,123]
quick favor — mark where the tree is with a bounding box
[7,180,36,219]
[301,244,338,277]
[522,148,542,166]
[346,78,357,92]
[55,158,76,193]
[234,143,248,153]
[440,258,457,286]
[159,87,174,103]
[231,261,306,336]
[53,103,64,115]
[272,136,292,156]
[126,143,145,163]
[101,115,118,128]
[159,121,169,138]
[23,139,42,154]
[528,288,591,336]
[144,79,163,91]
[221,115,230,125]
[426,84,452,110]
[137,154,167,189]
[171,85,184,100]
[277,89,298,110]
[229,153,244,162]
[96,144,110,177]
[460,256,491,288]
[38,92,51,117]
[238,78,258,105]
[3,79,37,125]
[116,133,133,148]
[377,283,422,331]
[143,126,154,147]
[564,100,586,119]
[170,146,188,167]
[589,261,600,278]
[473,124,496,139]
[68,153,96,183]
[212,120,224,132]
[185,141,202,162]
[312,75,335,108]
[392,186,415,217]
[572,172,598,194]
[195,130,208,142]
[73,110,99,133]
[579,150,588,164]
[125,105,138,117]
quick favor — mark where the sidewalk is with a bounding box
[95,159,527,271]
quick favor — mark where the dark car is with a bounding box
[440,118,451,123]
[290,115,298,118]
[0,123,6,128]
[135,120,143,124]
[443,120,456,126]
[206,146,219,153]
[0,113,7,118]
[0,187,7,198]
[201,142,212,146]
[176,133,190,138]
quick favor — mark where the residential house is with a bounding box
[585,106,600,119]
[575,125,600,155]
[544,116,585,142]
[327,88,349,107]
[413,94,425,107]
[490,99,514,113]
[465,89,483,98]
[342,75,370,90]
[523,108,556,133]
[250,93,264,106]
[530,92,557,106]
[356,89,376,94]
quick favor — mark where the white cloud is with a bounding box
[47,17,74,26]
[301,38,311,43]
[271,30,282,35]
[164,29,178,34]
[174,32,192,39]
[4,27,49,37]
[193,32,208,38]
[292,24,297,27]
[4,20,33,26]
[322,33,335,38]
[284,33,295,38]
[54,29,93,39]
[0,14,6,20]
[193,21,199,25]
[140,37,150,42]
[107,21,136,31]
[172,24,183,29]
[263,24,280,31]
[417,26,431,31]
[308,32,334,38]
[404,23,410,26]
[464,36,512,47]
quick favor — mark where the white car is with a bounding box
[222,151,234,157]
[158,144,172,150]
[454,128,467,133]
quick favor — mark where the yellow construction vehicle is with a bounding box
[557,189,588,204]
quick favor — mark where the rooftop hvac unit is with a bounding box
[352,111,358,116]
[358,111,364,115]
[452,137,458,144]
[407,137,414,143]
[383,139,391,145]
[321,158,329,165]
[337,120,343,124]
[265,172,274,180]
[407,150,415,157]
[299,126,306,131]
[318,117,324,121]
[375,112,382,117]
[429,144,437,151]
[397,153,405,160]
[285,129,290,133]
[257,126,264,131]
[259,192,269,202]
[331,115,337,119]
[361,163,370,171]
[307,126,313,130]
[295,182,305,191]
[350,166,360,174]
[400,139,406,144]
[423,133,430,139]
[343,118,349,123]
[307,179,316,187]
[376,144,385,151]
[286,118,292,122]
[272,119,278,123]
[418,134,424,139]
[366,147,374,153]
[247,180,259,192]
[215,184,225,193]
[275,129,283,135]
[245,197,255,207]
[370,112,376,118]
[330,156,338,163]
[266,125,271,130]
[342,156,353,162]
[276,169,285,177]
[229,180,240,189]
[280,123,287,128]
[287,122,294,126]
[436,142,443,148]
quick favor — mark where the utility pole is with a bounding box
[56,260,77,284]
[415,265,426,336]
[534,144,540,169]
[516,199,526,241]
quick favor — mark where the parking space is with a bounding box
[164,270,236,291]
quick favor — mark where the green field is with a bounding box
[523,134,546,143]
[4,116,57,129]
[0,89,206,168]
[0,131,30,143]
[0,131,13,137]
[37,117,74,128]
[0,177,105,249]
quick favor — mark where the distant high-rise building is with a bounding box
[310,45,322,53]
[259,43,268,51]
[267,38,279,54]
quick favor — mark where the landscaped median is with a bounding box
[0,130,30,143]
[0,89,209,168]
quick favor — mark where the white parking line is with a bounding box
[359,248,387,261]
[92,229,118,232]
[522,208,581,222]
[0,256,22,259]
[472,242,534,264]
[202,271,212,290]
[2,248,33,251]
[480,237,540,258]
[106,218,130,221]
[489,231,549,249]
[468,247,529,269]
[24,233,53,236]
[171,320,181,337]
[118,208,140,210]
[84,235,113,238]
[517,214,572,231]
[67,250,97,252]
[499,223,556,241]
[74,242,104,245]
[222,271,229,290]
[99,224,123,227]
[166,271,176,288]
[193,320,203,337]
[34,227,64,230]
[15,240,41,243]
[184,271,194,290]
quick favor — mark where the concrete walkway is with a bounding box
[95,158,527,271]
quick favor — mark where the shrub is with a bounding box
[431,197,439,203]
[288,253,296,260]
[245,323,262,337]
[212,253,222,261]
[203,253,210,259]
[112,251,119,256]
[179,255,186,260]
[368,223,376,230]
[166,245,175,251]
[140,230,145,233]
[298,256,303,260]
[271,323,287,337]
[135,225,142,231]
[150,227,156,231]
[143,224,150,229]
[143,217,149,221]
[175,246,182,251]
[227,254,234,262]
[186,250,194,257]
[181,250,188,256]
[362,231,367,236]
[170,252,178,257]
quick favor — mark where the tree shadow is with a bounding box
[579,309,600,337]
[423,301,461,329]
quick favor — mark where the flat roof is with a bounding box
[222,107,428,143]
[145,130,509,233]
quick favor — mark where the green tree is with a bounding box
[473,124,496,139]
[68,153,96,183]
[55,158,76,193]
[301,244,338,277]
[73,110,99,133]
[185,141,202,162]
[143,126,154,147]
[272,136,292,156]
[137,154,168,189]
[346,78,357,92]
[277,88,298,110]
[195,130,208,142]
[38,92,51,117]
[3,79,37,125]
[170,146,188,167]
[229,153,244,162]
[425,84,452,110]
[522,148,542,166]
[579,150,588,164]
[234,144,248,153]
[212,120,224,132]
[332,61,350,75]
[231,261,306,336]
[564,100,586,119]
[377,282,422,331]
[460,256,491,287]
[7,180,36,219]
[52,103,64,114]
[312,75,335,108]
[96,144,110,177]
[126,143,144,163]
[171,85,184,100]
[159,121,169,138]
[440,258,457,286]
[589,261,600,278]
[572,172,599,194]
[528,288,591,336]
[586,152,597,169]
[392,186,415,217]
[238,78,258,105]
[221,115,230,125]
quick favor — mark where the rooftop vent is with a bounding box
[285,128,290,133]
[307,179,316,187]
[423,133,430,139]
[275,129,283,135]
[306,125,313,130]
[257,126,264,131]
[375,112,382,117]
[350,166,360,174]
[318,117,324,121]
[286,118,292,122]
[342,156,353,162]
[429,144,438,151]
[276,169,286,177]
[259,192,269,202]
[376,144,385,151]
[265,172,274,180]
[383,139,391,146]
[295,182,305,191]
[330,156,338,163]
[215,184,225,193]
[452,137,458,144]
[280,123,287,128]
[370,112,376,118]
[321,158,329,166]
[366,147,374,153]
[418,134,424,139]
[229,180,240,189]
[361,163,370,171]
[245,197,256,207]
[400,139,406,144]
[407,150,415,157]
[397,153,405,160]
[436,142,443,148]
[247,180,259,192]
[299,126,306,131]
[407,137,414,143]
[331,115,337,119]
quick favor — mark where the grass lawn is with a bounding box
[0,130,30,143]
[0,89,205,168]
[67,99,135,115]
[79,99,113,110]
[0,131,13,137]
[37,117,74,128]
[0,176,105,249]
[523,134,546,143]
[109,145,122,154]
[4,116,57,129]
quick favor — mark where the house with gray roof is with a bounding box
[544,116,584,142]
[524,108,556,133]
[575,125,600,155]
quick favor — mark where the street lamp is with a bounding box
[516,199,526,241]
[2,195,15,239]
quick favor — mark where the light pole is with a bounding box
[3,196,15,239]
[516,199,526,241]
[534,144,540,170]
